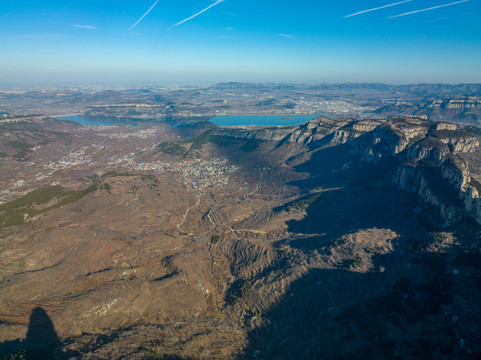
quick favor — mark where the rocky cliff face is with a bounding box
[211,115,481,227]
[209,116,353,145]
[374,96,481,125]
[295,116,481,226]
[353,120,480,226]
[429,97,481,110]
[388,122,481,226]
[219,115,481,227]
[354,118,431,163]
[210,126,294,142]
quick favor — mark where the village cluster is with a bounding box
[118,157,239,191]
[45,146,97,171]
[94,127,159,139]
[42,145,238,191]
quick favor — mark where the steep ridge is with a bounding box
[210,115,481,228]
[208,116,353,146]
[356,120,481,226]
[374,96,481,125]
[273,116,481,228]
[207,115,481,227]
[227,116,481,359]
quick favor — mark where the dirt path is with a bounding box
[229,227,241,240]
[244,167,266,200]
[207,210,216,227]
[177,195,200,235]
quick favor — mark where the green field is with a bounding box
[0,184,98,229]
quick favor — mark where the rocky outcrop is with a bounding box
[209,116,354,146]
[390,123,481,226]
[263,116,481,226]
[330,119,384,145]
[374,96,481,125]
[211,115,481,226]
[210,117,385,148]
[210,127,294,142]
[428,96,481,110]
[430,127,480,154]
[392,157,467,226]
[435,122,458,131]
[355,118,430,164]
[283,117,353,146]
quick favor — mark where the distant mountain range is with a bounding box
[1,83,481,125]
[212,82,481,96]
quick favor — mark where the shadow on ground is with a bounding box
[282,140,430,250]
[0,307,79,359]
[239,136,481,359]
[239,256,481,360]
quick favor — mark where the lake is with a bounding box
[54,115,139,126]
[54,114,322,127]
[211,114,321,126]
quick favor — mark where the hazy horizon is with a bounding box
[2,80,481,92]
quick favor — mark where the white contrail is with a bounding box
[388,0,470,18]
[129,0,160,32]
[170,0,224,28]
[345,0,412,18]
[72,25,97,30]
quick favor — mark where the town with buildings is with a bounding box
[113,156,239,191]
[46,146,95,171]
[41,142,238,192]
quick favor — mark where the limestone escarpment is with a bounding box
[210,126,294,142]
[209,115,481,227]
[375,96,481,125]
[390,123,480,226]
[209,116,354,145]
[301,115,481,226]
[428,96,481,110]
[265,115,481,227]
[353,118,431,163]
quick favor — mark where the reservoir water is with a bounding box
[55,114,322,127]
[54,115,139,126]
[211,114,321,126]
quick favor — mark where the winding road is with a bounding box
[176,195,200,235]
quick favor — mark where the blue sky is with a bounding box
[1,0,480,85]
